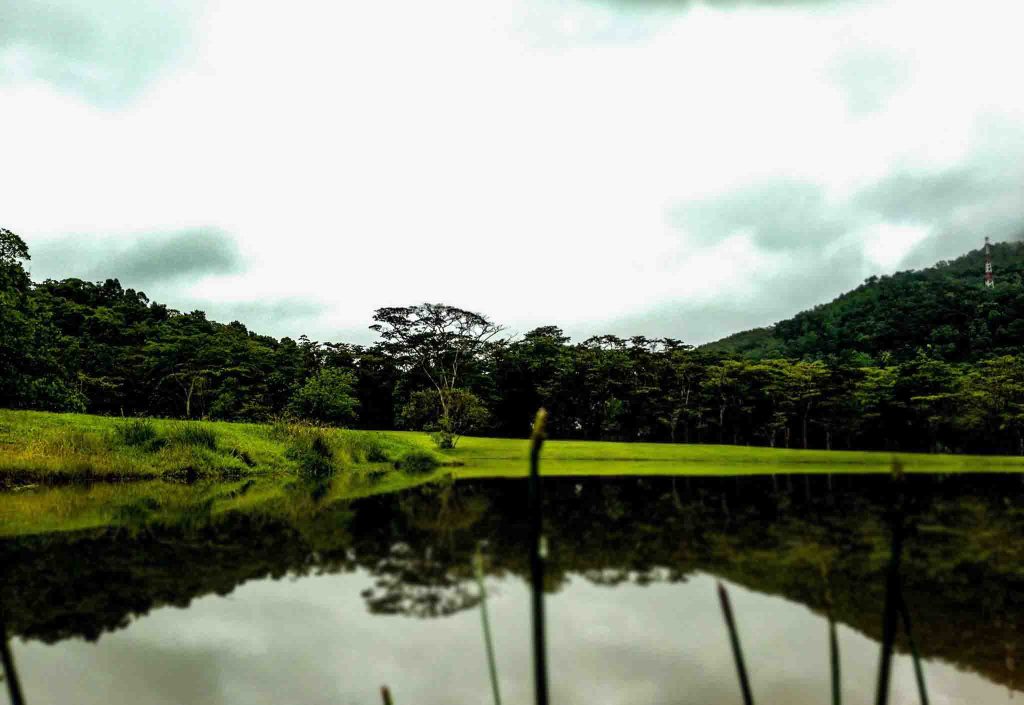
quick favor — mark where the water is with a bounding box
[2,473,1022,704]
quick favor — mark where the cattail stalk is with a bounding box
[475,551,503,705]
[529,409,550,705]
[718,582,755,705]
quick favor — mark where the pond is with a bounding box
[2,472,1022,704]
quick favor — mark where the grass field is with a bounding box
[3,409,1024,538]
[444,434,1024,476]
[3,409,1024,485]
[0,409,444,483]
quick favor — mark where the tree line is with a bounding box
[2,229,1023,454]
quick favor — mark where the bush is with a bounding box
[169,423,218,450]
[395,450,440,474]
[227,446,256,467]
[340,433,391,463]
[286,429,336,477]
[400,388,489,448]
[116,419,160,448]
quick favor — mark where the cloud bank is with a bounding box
[0,0,205,105]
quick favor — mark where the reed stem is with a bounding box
[475,551,503,705]
[529,409,550,705]
[875,466,906,705]
[0,617,25,705]
[717,582,755,705]
[897,592,930,705]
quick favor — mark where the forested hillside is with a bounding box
[3,228,1024,455]
[706,240,1024,361]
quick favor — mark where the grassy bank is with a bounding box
[444,434,1024,476]
[3,410,1024,485]
[3,409,1024,538]
[0,409,445,483]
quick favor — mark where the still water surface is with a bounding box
[2,473,1022,704]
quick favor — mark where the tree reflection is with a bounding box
[1,473,1023,691]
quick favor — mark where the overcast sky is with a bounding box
[2,0,1022,344]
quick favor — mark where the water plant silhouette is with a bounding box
[718,582,755,705]
[475,549,502,705]
[0,611,25,705]
[529,408,550,705]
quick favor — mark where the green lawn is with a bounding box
[2,409,1024,539]
[442,433,1024,476]
[2,409,1023,486]
[0,409,444,483]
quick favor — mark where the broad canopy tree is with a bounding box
[371,304,504,447]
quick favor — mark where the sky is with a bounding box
[2,0,1023,345]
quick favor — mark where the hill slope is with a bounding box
[704,239,1024,361]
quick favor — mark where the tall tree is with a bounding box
[370,304,504,446]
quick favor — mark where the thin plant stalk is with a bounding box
[474,551,503,705]
[528,408,550,705]
[897,592,930,705]
[875,466,906,705]
[717,582,755,705]
[0,617,25,705]
[380,686,393,705]
[829,616,841,705]
[822,567,841,705]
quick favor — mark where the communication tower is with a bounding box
[985,237,994,288]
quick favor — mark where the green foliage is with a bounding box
[715,240,1024,362]
[169,423,218,450]
[227,446,256,467]
[285,428,336,478]
[339,432,391,463]
[287,368,359,425]
[0,410,442,483]
[400,388,489,448]
[116,419,163,451]
[396,449,440,474]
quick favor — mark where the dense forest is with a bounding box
[3,228,1024,454]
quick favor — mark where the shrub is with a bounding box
[340,433,391,463]
[400,388,489,448]
[395,450,440,474]
[169,423,218,450]
[286,429,336,477]
[227,446,256,467]
[116,419,160,448]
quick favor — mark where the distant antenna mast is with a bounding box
[984,237,994,288]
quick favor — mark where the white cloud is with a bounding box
[1,0,1022,341]
[863,223,930,269]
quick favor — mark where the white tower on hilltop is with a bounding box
[985,237,994,288]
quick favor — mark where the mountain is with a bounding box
[704,239,1024,362]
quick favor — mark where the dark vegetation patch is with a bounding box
[285,429,336,478]
[395,450,440,474]
[168,424,218,451]
[228,447,256,467]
